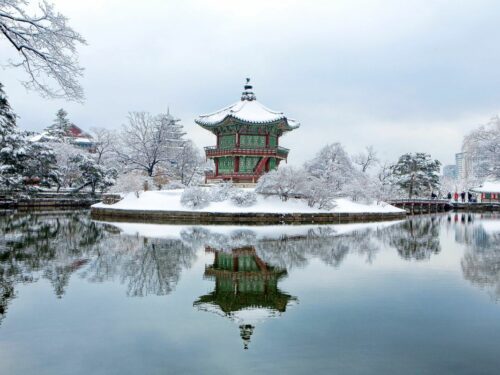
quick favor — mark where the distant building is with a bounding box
[455,152,466,180]
[30,124,95,150]
[443,165,458,179]
[455,151,490,182]
[470,181,500,203]
[64,124,95,149]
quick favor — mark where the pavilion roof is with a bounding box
[195,79,300,129]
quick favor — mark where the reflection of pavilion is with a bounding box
[194,246,296,349]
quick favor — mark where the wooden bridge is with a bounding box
[388,199,452,213]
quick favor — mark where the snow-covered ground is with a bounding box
[93,189,404,214]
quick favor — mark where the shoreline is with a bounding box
[90,206,406,225]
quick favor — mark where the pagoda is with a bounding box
[193,246,296,349]
[195,79,300,183]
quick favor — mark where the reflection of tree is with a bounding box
[181,226,382,271]
[120,239,196,297]
[461,224,500,299]
[0,211,197,325]
[0,211,101,315]
[194,247,296,349]
[383,218,441,260]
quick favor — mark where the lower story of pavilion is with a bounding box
[205,155,284,183]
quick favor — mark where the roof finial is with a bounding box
[241,78,256,101]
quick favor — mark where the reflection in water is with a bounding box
[0,211,197,325]
[382,217,442,260]
[0,210,499,335]
[457,215,500,299]
[194,246,296,349]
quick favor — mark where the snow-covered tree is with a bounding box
[70,154,117,194]
[0,83,58,191]
[230,189,257,207]
[109,171,149,195]
[45,108,71,141]
[304,177,336,209]
[256,166,309,201]
[48,141,81,191]
[305,143,356,193]
[0,0,86,101]
[341,171,379,203]
[0,82,16,134]
[172,140,205,186]
[391,153,441,198]
[180,186,210,209]
[90,127,114,165]
[209,181,234,202]
[375,162,399,200]
[353,145,379,173]
[115,111,187,177]
[462,116,500,180]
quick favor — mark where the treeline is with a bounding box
[0,83,205,195]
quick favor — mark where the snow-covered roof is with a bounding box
[29,132,55,143]
[470,181,500,193]
[195,79,300,129]
[72,137,93,144]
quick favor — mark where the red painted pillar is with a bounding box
[215,158,219,176]
[236,132,240,148]
[265,133,270,148]
[235,156,239,172]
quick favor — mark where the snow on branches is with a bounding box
[69,154,117,194]
[0,83,58,191]
[0,0,86,101]
[391,153,441,198]
[230,189,257,207]
[115,111,202,181]
[462,116,500,180]
[180,186,210,209]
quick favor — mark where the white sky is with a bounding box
[2,0,500,166]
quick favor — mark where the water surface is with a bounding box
[0,211,499,374]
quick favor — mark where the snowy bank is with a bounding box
[91,189,405,224]
[93,189,404,214]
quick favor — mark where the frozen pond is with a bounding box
[0,211,499,374]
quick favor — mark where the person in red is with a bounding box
[454,192,459,201]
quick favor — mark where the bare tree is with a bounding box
[353,145,379,173]
[115,111,186,177]
[462,116,500,180]
[90,127,113,165]
[173,140,204,185]
[0,0,86,101]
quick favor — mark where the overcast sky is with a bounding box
[2,0,500,166]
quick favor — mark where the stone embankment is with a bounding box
[0,192,101,209]
[91,206,405,224]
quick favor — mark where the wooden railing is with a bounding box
[389,198,450,205]
[204,146,289,159]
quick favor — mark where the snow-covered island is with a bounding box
[91,187,405,224]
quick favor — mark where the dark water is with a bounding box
[0,211,499,375]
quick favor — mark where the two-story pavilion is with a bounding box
[195,79,300,183]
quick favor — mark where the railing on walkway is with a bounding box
[389,198,450,205]
[388,198,452,213]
